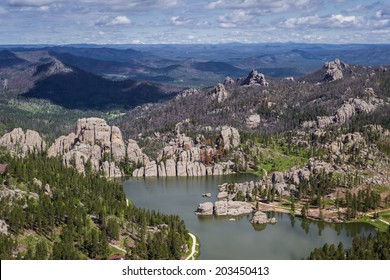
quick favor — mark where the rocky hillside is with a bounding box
[117,59,390,139]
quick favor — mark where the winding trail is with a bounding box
[185,233,197,260]
[109,243,127,254]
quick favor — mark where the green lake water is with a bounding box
[123,174,375,260]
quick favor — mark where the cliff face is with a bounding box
[47,118,126,178]
[0,128,46,156]
[132,126,241,177]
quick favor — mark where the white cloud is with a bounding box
[207,0,314,13]
[95,15,131,26]
[218,9,254,28]
[6,0,58,6]
[81,0,180,10]
[110,15,131,25]
[170,16,192,26]
[329,14,361,27]
[282,14,363,29]
[38,5,49,11]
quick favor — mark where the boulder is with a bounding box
[251,211,268,224]
[251,211,278,224]
[214,200,228,215]
[246,114,261,128]
[0,219,9,234]
[214,200,254,216]
[195,202,214,215]
[217,191,228,200]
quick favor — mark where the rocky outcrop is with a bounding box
[102,161,122,178]
[127,139,149,165]
[47,133,76,157]
[303,96,384,129]
[175,88,199,100]
[195,202,214,215]
[214,200,254,216]
[251,211,277,224]
[36,59,73,77]
[242,70,268,86]
[218,126,240,150]
[1,185,39,201]
[324,59,348,81]
[0,128,46,156]
[211,83,229,103]
[0,219,8,235]
[133,127,240,177]
[224,76,235,86]
[246,114,261,128]
[48,118,124,178]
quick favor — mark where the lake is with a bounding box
[123,174,375,260]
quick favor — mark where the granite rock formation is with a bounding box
[0,128,46,156]
[48,118,125,178]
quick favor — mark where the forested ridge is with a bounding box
[0,150,188,260]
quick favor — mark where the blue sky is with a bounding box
[0,0,389,44]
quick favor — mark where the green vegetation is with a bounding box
[0,151,188,260]
[308,226,390,259]
[0,97,117,141]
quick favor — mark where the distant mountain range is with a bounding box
[2,43,390,88]
[1,43,390,111]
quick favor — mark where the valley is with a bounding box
[1,43,390,260]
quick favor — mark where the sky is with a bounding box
[0,0,389,44]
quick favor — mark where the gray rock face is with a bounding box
[251,211,268,224]
[133,129,238,177]
[127,139,149,165]
[47,133,76,157]
[211,83,229,103]
[0,219,8,235]
[48,118,124,178]
[0,128,46,156]
[175,88,199,100]
[219,126,240,150]
[272,172,284,184]
[246,114,261,128]
[144,161,158,177]
[224,76,235,86]
[243,70,268,86]
[214,200,255,216]
[101,161,122,178]
[303,96,384,129]
[324,59,348,81]
[44,59,73,76]
[195,202,214,215]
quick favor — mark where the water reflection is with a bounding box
[123,175,376,260]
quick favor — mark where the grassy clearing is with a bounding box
[356,216,389,232]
